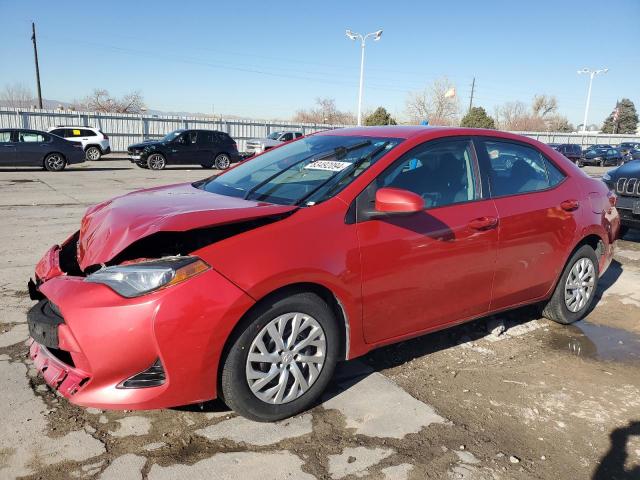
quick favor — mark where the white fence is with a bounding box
[1,107,639,152]
[0,108,348,152]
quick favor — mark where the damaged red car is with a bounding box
[27,126,619,421]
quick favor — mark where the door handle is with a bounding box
[560,200,579,212]
[468,216,498,230]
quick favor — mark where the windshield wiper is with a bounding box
[243,140,372,202]
[295,141,390,206]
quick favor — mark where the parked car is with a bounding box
[47,126,111,161]
[127,129,241,170]
[602,160,640,236]
[580,147,626,167]
[618,142,640,156]
[28,126,619,421]
[246,131,303,155]
[0,128,85,171]
[583,144,612,154]
[629,148,640,161]
[548,143,583,164]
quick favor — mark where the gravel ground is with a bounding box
[0,161,638,480]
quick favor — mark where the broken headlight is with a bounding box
[85,256,209,298]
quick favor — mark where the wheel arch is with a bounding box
[216,281,351,395]
[84,143,103,153]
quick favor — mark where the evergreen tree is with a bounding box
[460,106,496,129]
[601,98,638,134]
[364,107,397,126]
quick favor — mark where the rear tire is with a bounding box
[599,159,605,167]
[85,146,101,161]
[214,153,231,170]
[43,153,67,172]
[542,245,599,325]
[220,291,339,422]
[147,153,166,170]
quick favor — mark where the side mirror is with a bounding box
[375,187,424,214]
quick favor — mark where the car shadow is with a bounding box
[0,167,132,172]
[593,421,640,479]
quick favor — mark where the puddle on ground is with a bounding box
[548,320,640,363]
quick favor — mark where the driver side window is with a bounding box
[378,139,478,209]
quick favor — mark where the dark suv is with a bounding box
[548,143,582,164]
[602,160,640,236]
[128,129,241,170]
[619,142,640,156]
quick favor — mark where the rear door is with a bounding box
[357,137,499,343]
[475,137,577,310]
[16,131,49,166]
[0,130,16,165]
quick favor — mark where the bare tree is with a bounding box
[76,89,146,114]
[293,98,356,124]
[531,94,558,118]
[0,83,35,108]
[405,77,459,126]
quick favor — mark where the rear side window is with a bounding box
[295,133,303,138]
[18,132,46,142]
[281,133,294,141]
[50,128,66,137]
[80,129,96,137]
[481,140,565,197]
[0,131,12,142]
[378,139,479,209]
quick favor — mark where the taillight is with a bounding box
[101,132,109,139]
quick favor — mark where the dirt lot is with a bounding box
[0,160,638,480]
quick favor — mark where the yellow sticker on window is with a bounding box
[73,129,81,136]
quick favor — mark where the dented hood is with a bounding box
[77,182,297,270]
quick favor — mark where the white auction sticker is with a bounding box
[304,160,352,172]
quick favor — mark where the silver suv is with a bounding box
[47,126,111,160]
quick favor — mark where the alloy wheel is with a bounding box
[245,312,326,405]
[215,154,230,170]
[86,147,100,161]
[148,154,166,170]
[45,154,65,171]
[564,257,596,313]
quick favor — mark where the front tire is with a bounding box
[147,153,166,170]
[214,153,231,170]
[220,291,339,422]
[85,146,101,161]
[542,245,599,325]
[43,153,66,171]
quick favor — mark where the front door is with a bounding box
[356,137,499,344]
[0,131,16,165]
[171,131,202,164]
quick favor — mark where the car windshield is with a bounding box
[198,135,402,206]
[162,130,185,142]
[266,132,283,140]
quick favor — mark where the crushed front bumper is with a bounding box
[27,246,255,410]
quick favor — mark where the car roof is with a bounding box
[50,125,98,129]
[313,125,551,146]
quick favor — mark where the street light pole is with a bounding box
[346,29,383,126]
[577,68,608,133]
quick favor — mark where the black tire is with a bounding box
[43,153,67,172]
[214,153,231,170]
[85,146,102,161]
[542,245,599,325]
[147,153,166,170]
[220,291,339,422]
[599,159,605,167]
[577,159,583,167]
[619,226,629,238]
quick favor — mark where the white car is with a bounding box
[245,131,302,155]
[47,126,111,160]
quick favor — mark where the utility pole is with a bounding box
[345,29,383,126]
[468,77,475,112]
[31,22,43,109]
[577,68,608,133]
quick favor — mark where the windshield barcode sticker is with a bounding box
[304,160,351,172]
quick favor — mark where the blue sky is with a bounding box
[0,0,638,126]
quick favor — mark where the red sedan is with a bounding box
[27,126,619,421]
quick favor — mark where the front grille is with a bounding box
[616,177,640,197]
